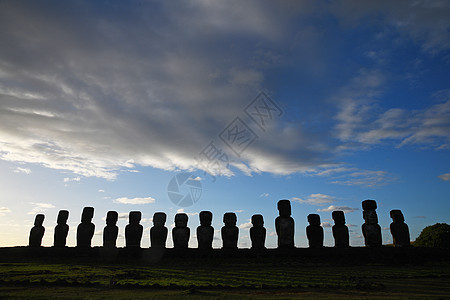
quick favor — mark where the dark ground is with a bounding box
[0,246,449,299]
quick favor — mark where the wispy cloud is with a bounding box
[239,221,252,229]
[114,197,155,205]
[0,207,11,215]
[321,222,332,228]
[312,166,396,187]
[317,205,358,213]
[63,177,81,183]
[13,167,31,174]
[438,173,450,181]
[28,202,55,215]
[260,193,269,197]
[292,193,336,206]
[330,170,396,187]
[335,79,450,150]
[176,208,199,217]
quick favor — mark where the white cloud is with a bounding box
[176,208,198,217]
[234,210,244,213]
[260,193,269,197]
[0,1,447,184]
[13,167,31,174]
[63,177,81,183]
[330,169,396,187]
[321,222,332,228]
[335,76,450,150]
[190,176,202,181]
[98,189,105,192]
[317,205,358,213]
[239,222,252,229]
[438,173,450,181]
[292,193,336,206]
[0,207,11,214]
[28,202,55,215]
[114,196,155,205]
[0,1,335,181]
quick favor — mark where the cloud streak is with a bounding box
[292,193,336,206]
[317,205,359,213]
[114,197,156,205]
[0,1,448,183]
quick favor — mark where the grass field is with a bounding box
[1,258,449,299]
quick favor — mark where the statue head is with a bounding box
[175,213,188,227]
[251,214,264,227]
[332,210,345,225]
[106,211,118,226]
[34,214,45,226]
[153,212,166,226]
[363,210,378,224]
[199,211,212,226]
[390,209,404,223]
[362,199,377,211]
[223,212,237,226]
[277,199,291,217]
[307,214,321,226]
[57,210,69,225]
[81,207,94,223]
[129,211,141,225]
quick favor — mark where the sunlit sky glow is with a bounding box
[0,0,449,248]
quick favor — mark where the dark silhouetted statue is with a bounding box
[332,210,349,248]
[29,214,45,247]
[54,210,69,247]
[275,200,295,249]
[390,209,411,247]
[125,211,143,248]
[306,214,323,248]
[197,211,214,250]
[76,207,95,248]
[150,212,168,248]
[222,212,238,250]
[172,213,190,249]
[103,211,118,248]
[250,214,266,250]
[362,200,382,247]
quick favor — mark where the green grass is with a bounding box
[0,259,449,299]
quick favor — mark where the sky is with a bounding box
[0,0,449,249]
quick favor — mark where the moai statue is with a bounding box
[306,214,323,248]
[150,212,168,248]
[54,210,69,247]
[332,210,349,248]
[103,211,118,248]
[29,214,45,247]
[275,200,295,249]
[125,211,143,248]
[221,212,238,250]
[197,211,214,250]
[250,214,266,250]
[361,199,382,247]
[172,213,190,249]
[390,209,411,247]
[76,207,95,248]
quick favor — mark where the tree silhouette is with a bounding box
[414,223,450,248]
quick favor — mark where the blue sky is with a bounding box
[0,0,449,248]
